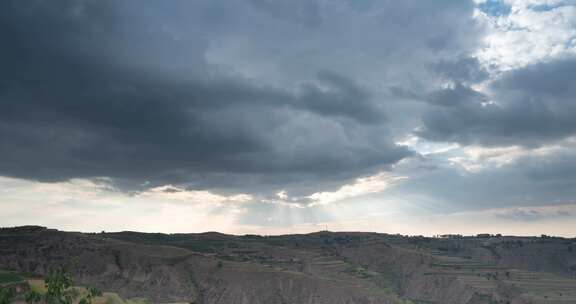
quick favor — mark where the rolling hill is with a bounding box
[1,226,575,304]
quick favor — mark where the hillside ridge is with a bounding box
[1,226,576,304]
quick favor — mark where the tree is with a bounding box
[44,263,74,304]
[25,262,102,304]
[25,290,42,304]
[0,287,14,304]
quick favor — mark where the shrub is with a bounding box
[25,261,102,304]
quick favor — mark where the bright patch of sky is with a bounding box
[478,0,512,16]
[476,0,576,72]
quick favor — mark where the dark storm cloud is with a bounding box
[386,145,576,214]
[426,83,487,107]
[430,57,489,84]
[0,0,417,193]
[387,56,488,105]
[418,56,576,147]
[248,0,322,27]
[494,206,576,222]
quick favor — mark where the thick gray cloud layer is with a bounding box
[382,143,576,218]
[419,56,576,147]
[0,0,482,195]
[2,0,576,235]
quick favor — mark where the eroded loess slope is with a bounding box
[2,227,576,304]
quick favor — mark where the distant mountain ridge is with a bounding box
[1,226,576,304]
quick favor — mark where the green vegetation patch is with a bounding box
[0,272,24,284]
[27,279,47,293]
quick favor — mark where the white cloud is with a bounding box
[139,185,253,204]
[308,172,406,206]
[276,190,288,200]
[447,139,574,172]
[476,0,576,72]
[0,177,249,233]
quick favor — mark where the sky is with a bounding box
[1,0,576,237]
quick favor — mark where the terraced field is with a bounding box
[507,270,576,303]
[422,248,576,304]
[305,254,411,303]
[426,252,501,300]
